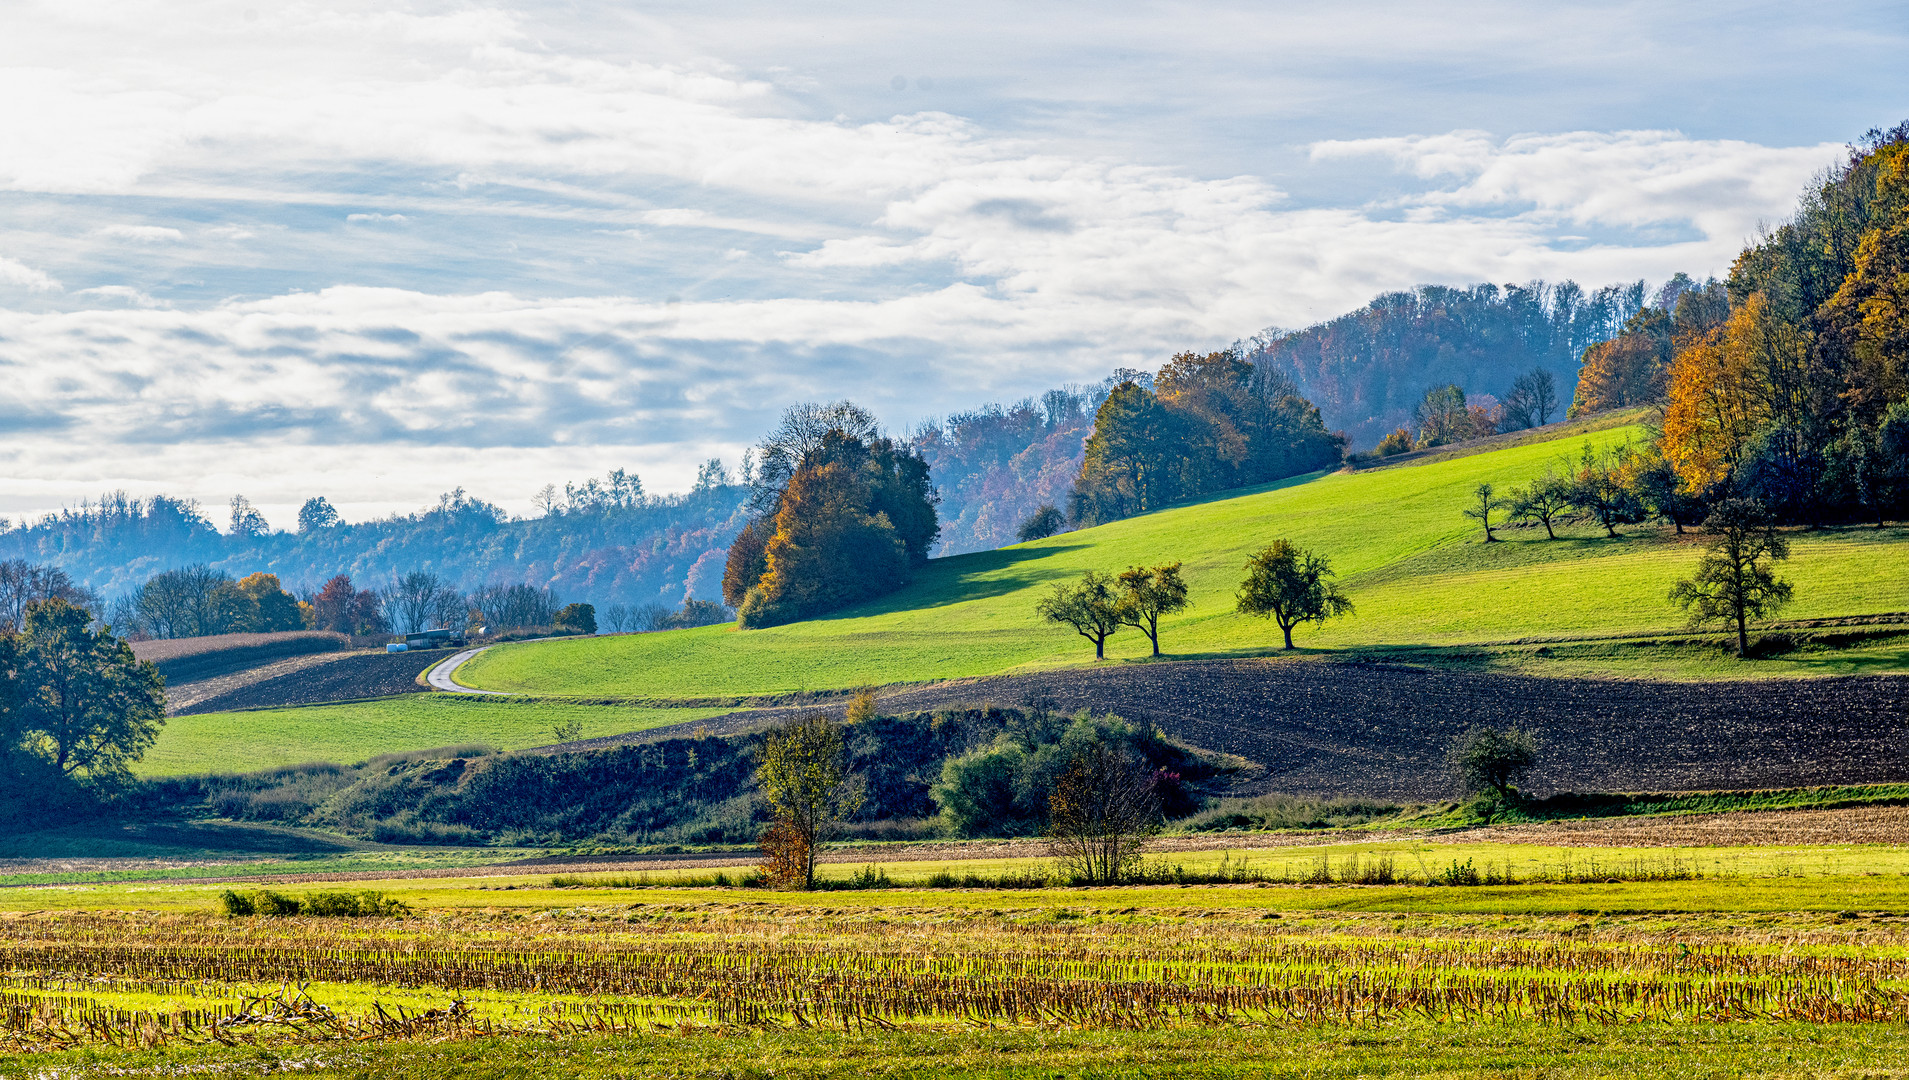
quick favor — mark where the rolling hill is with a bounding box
[456,412,1909,700]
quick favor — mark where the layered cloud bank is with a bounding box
[0,1,1874,525]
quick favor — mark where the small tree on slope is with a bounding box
[1669,498,1794,658]
[1115,562,1189,657]
[1036,570,1125,659]
[1234,540,1354,650]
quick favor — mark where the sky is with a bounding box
[1,0,1904,529]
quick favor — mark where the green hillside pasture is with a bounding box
[459,421,1909,698]
[138,695,728,777]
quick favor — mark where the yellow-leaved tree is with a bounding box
[1661,294,1812,491]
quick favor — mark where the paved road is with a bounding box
[425,646,516,695]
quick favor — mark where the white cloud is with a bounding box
[1311,130,1840,246]
[72,284,165,307]
[346,212,408,223]
[0,255,60,291]
[95,223,185,242]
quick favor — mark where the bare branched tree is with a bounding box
[1046,742,1160,885]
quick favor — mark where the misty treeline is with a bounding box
[82,560,731,641]
[0,475,751,613]
[1250,278,1650,449]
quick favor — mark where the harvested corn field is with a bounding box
[7,903,1909,1054]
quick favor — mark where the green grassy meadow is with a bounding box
[138,695,730,777]
[459,416,1909,699]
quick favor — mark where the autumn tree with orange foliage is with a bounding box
[1819,146,1909,422]
[1662,293,1815,491]
[732,428,938,629]
[1571,277,1731,417]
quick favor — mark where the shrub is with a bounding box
[253,889,303,916]
[1016,504,1066,542]
[302,890,412,917]
[1375,427,1414,456]
[1445,726,1538,798]
[553,603,597,635]
[221,888,408,917]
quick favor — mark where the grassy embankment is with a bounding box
[137,695,731,777]
[460,412,1909,701]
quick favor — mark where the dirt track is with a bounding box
[571,658,1909,800]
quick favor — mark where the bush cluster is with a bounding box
[219,889,409,918]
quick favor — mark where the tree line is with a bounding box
[17,557,730,644]
[1250,279,1649,450]
[0,474,750,613]
[1066,353,1344,528]
[1373,369,1562,456]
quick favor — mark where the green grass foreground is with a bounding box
[11,1022,1907,1079]
[457,416,1909,699]
[139,695,730,776]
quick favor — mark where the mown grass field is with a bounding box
[459,414,1909,699]
[137,695,730,777]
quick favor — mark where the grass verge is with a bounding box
[138,694,732,776]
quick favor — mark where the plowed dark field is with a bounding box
[587,658,1909,800]
[176,650,449,715]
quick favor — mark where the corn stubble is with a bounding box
[3,908,1907,1052]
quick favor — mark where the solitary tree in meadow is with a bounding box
[1036,570,1125,659]
[1115,562,1188,657]
[1668,498,1794,658]
[1234,541,1353,650]
[1016,504,1066,542]
[755,714,862,890]
[1046,741,1159,885]
[1462,483,1502,542]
